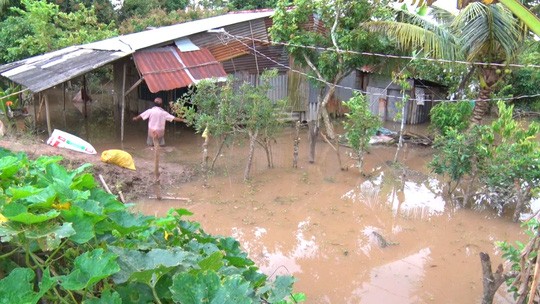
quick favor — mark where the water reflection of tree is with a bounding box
[375,163,444,219]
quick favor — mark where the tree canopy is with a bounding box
[0,0,117,64]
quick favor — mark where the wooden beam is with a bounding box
[124,77,143,97]
[121,63,127,142]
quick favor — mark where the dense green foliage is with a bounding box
[270,0,390,86]
[0,148,301,303]
[343,92,381,173]
[430,101,540,217]
[429,101,473,136]
[118,7,220,34]
[0,0,117,64]
[500,41,540,109]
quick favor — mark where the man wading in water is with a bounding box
[133,97,185,146]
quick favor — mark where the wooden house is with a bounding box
[0,9,447,140]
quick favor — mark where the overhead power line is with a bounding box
[223,33,540,70]
[217,30,540,103]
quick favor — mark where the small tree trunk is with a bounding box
[202,128,210,188]
[356,150,364,174]
[244,130,258,182]
[308,121,319,164]
[320,106,335,140]
[267,138,274,168]
[210,135,228,171]
[513,181,531,222]
[393,93,407,163]
[320,86,337,140]
[335,136,344,171]
[262,138,273,168]
[480,252,507,304]
[293,121,300,168]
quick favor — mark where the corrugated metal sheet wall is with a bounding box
[230,72,288,104]
[221,45,289,74]
[335,71,355,102]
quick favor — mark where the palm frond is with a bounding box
[363,21,461,61]
[455,2,522,62]
[429,5,456,25]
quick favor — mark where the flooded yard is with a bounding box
[133,126,523,304]
[32,95,525,303]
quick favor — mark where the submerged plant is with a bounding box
[343,92,381,173]
[430,101,540,220]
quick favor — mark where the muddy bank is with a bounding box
[0,136,195,201]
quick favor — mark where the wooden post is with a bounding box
[293,121,300,168]
[121,63,127,142]
[32,93,37,131]
[44,94,52,137]
[62,83,67,128]
[152,135,162,200]
[82,75,88,118]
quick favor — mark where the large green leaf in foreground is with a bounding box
[61,248,120,290]
[0,268,55,304]
[171,271,251,304]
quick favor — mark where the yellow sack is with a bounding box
[100,149,136,170]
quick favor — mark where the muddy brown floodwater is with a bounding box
[135,126,524,304]
[31,95,525,303]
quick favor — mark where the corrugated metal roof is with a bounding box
[0,10,273,93]
[190,17,270,62]
[83,11,274,53]
[133,46,227,93]
[0,47,125,92]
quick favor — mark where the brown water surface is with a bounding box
[36,95,523,303]
[134,127,522,304]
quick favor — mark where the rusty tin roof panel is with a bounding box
[133,47,226,93]
[179,48,227,81]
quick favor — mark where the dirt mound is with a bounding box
[0,137,195,202]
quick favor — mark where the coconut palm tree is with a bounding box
[365,2,525,124]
